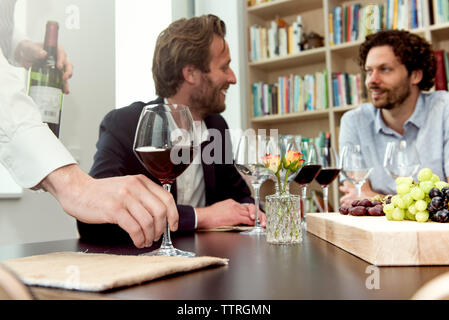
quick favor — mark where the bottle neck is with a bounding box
[43,22,59,66]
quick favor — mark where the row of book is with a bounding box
[385,0,426,30]
[331,72,368,108]
[435,50,449,91]
[330,3,384,45]
[249,16,304,62]
[252,70,329,117]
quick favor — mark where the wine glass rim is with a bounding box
[143,103,189,113]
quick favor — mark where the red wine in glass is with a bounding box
[315,168,341,187]
[135,146,194,185]
[134,103,196,257]
[295,164,322,185]
[316,145,340,213]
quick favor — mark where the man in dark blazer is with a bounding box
[77,15,264,244]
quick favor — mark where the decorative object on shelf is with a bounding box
[263,136,304,244]
[302,32,324,50]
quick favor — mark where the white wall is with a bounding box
[194,0,248,133]
[0,0,116,245]
[115,0,172,108]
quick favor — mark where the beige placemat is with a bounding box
[3,252,228,292]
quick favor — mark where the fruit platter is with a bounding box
[337,168,449,223]
[306,168,449,266]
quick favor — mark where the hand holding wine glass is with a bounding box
[340,144,373,199]
[134,103,196,256]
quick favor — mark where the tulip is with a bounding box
[283,150,304,172]
[262,154,281,174]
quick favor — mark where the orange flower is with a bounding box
[283,150,304,172]
[262,154,281,173]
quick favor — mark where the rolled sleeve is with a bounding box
[0,125,76,188]
[0,48,75,188]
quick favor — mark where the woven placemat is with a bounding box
[3,252,228,292]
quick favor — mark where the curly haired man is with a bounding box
[339,30,449,206]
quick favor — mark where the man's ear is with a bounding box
[182,65,200,85]
[411,69,423,86]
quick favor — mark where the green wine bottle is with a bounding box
[28,21,64,137]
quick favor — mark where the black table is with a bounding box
[1,230,448,300]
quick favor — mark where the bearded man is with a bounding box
[77,14,264,244]
[339,29,449,206]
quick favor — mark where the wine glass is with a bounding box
[383,140,421,180]
[315,146,340,213]
[234,134,271,235]
[340,144,373,198]
[294,138,321,224]
[133,103,196,257]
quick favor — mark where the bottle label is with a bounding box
[29,86,62,124]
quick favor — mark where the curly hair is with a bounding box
[152,14,226,98]
[358,30,436,91]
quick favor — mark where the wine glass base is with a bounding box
[140,246,195,257]
[241,226,266,236]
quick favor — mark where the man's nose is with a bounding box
[366,70,380,87]
[228,67,237,85]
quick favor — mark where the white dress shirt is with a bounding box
[163,99,208,228]
[176,120,208,228]
[176,120,207,207]
[0,11,76,188]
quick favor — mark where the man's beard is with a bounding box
[189,74,226,118]
[369,78,411,110]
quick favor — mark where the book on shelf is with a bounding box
[385,0,425,30]
[251,70,328,118]
[444,51,449,90]
[432,0,449,24]
[249,15,306,61]
[331,3,384,45]
[330,1,428,46]
[331,72,366,107]
[435,49,448,91]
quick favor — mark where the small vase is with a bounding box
[265,191,302,245]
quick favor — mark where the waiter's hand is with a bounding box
[14,40,73,94]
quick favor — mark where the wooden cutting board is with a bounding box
[306,212,449,266]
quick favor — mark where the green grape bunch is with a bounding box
[383,168,449,222]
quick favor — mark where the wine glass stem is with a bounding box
[355,182,362,198]
[301,186,307,221]
[253,183,261,228]
[161,184,173,249]
[323,186,329,213]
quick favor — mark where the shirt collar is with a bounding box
[374,93,425,135]
[404,93,426,129]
